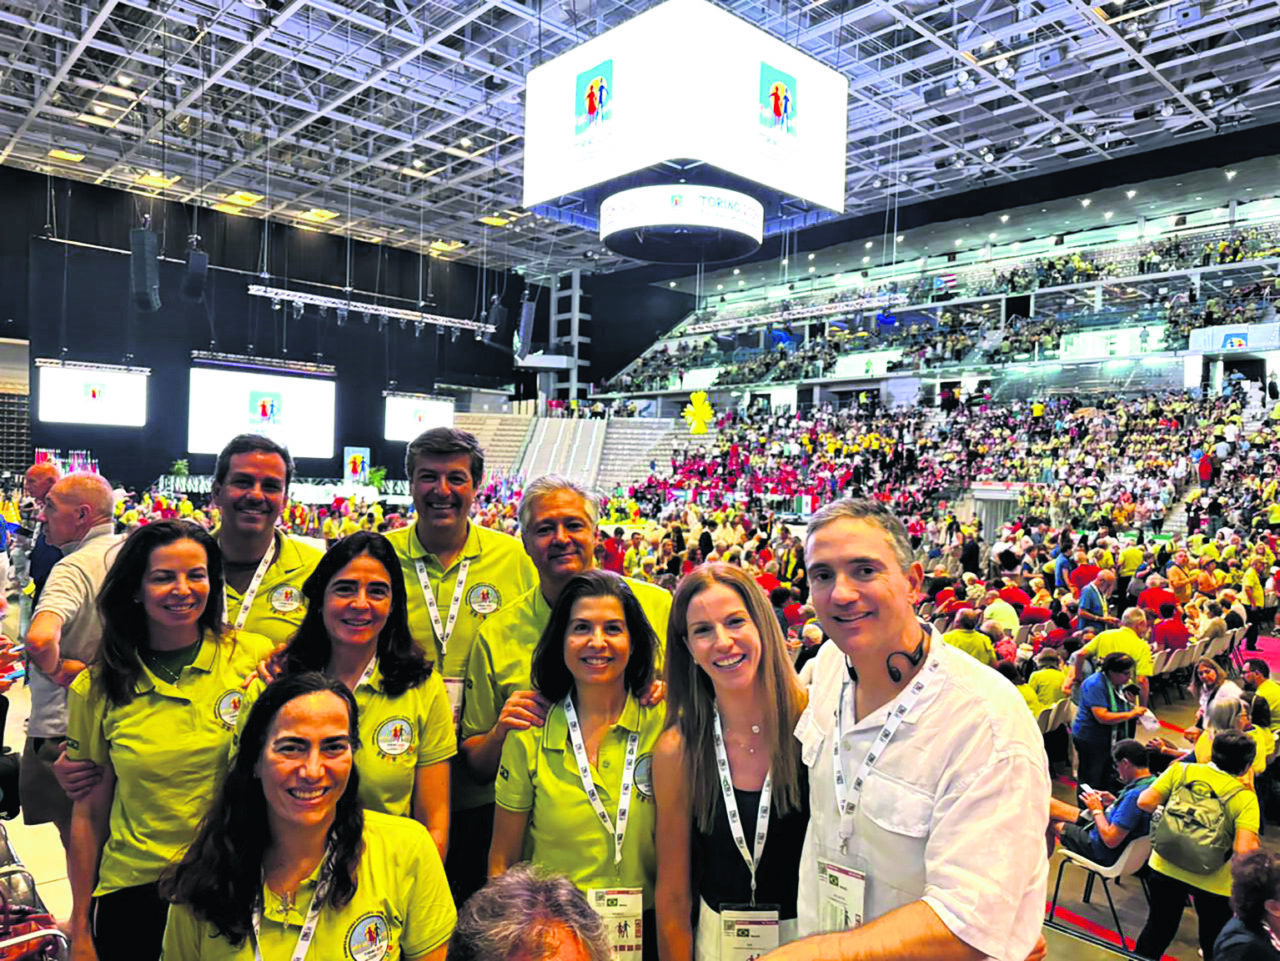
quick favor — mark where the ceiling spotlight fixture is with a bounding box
[668,281,677,287]
[952,156,966,169]
[1226,169,1238,180]
[1160,101,1175,118]
[336,308,348,326]
[988,232,997,239]
[1104,211,1114,220]
[861,256,870,263]
[896,235,905,242]
[291,301,303,320]
[1080,198,1092,207]
[242,0,267,8]
[871,177,885,188]
[270,298,281,311]
[459,136,473,147]
[1050,131,1063,145]
[808,266,815,273]
[1083,124,1097,137]
[1126,189,1138,199]
[808,253,816,260]
[1000,214,1009,222]
[864,241,873,249]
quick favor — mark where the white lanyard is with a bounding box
[563,695,639,867]
[252,873,328,961]
[356,655,377,690]
[712,709,771,905]
[414,557,470,657]
[225,538,277,634]
[832,656,941,851]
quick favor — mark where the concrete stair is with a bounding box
[516,418,608,487]
[454,413,535,476]
[595,418,718,494]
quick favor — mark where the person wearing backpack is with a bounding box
[1134,729,1261,960]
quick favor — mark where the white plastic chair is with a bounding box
[1048,835,1153,947]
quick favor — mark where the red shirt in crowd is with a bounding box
[1020,606,1053,624]
[1153,617,1191,651]
[1138,586,1180,614]
[1000,586,1032,608]
[602,537,626,575]
[1069,565,1100,593]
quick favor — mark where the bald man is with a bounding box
[15,472,120,845]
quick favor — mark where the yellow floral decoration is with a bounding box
[682,391,715,435]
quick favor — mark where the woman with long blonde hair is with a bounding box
[653,564,808,961]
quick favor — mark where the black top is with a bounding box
[1214,916,1280,961]
[693,763,810,918]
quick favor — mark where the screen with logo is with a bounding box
[522,0,847,212]
[37,364,149,427]
[383,395,455,442]
[187,367,336,458]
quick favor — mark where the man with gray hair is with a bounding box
[771,498,1049,961]
[461,474,671,784]
[12,472,120,847]
[449,863,612,961]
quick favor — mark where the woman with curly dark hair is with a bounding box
[66,521,275,961]
[162,672,455,959]
[1216,850,1280,960]
[238,532,455,855]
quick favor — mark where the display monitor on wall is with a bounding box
[384,394,455,442]
[187,367,336,459]
[36,361,149,427]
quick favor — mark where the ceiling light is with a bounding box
[780,258,788,266]
[137,172,179,189]
[669,281,677,288]
[861,256,870,263]
[429,239,465,253]
[47,148,85,163]
[411,158,425,169]
[732,268,740,275]
[982,40,996,50]
[808,253,816,260]
[225,190,264,206]
[117,73,134,87]
[956,69,971,84]
[1104,211,1114,220]
[896,235,905,242]
[1080,198,1092,207]
[1084,124,1097,137]
[717,284,723,290]
[1050,131,1063,145]
[808,266,815,273]
[738,280,745,286]
[864,241,873,249]
[871,177,885,188]
[952,156,966,169]
[479,215,510,227]
[242,0,267,8]
[988,232,997,239]
[955,238,964,246]
[994,58,1009,72]
[459,137,473,147]
[300,207,339,223]
[1160,102,1175,118]
[1126,189,1138,199]
[1226,169,1238,180]
[91,104,109,116]
[211,203,245,215]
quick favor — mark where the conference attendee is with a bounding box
[1071,607,1153,706]
[9,471,120,848]
[14,460,63,624]
[66,521,274,960]
[238,531,455,855]
[1169,549,1197,605]
[654,564,809,960]
[162,672,456,960]
[1049,738,1155,866]
[1196,602,1230,646]
[1077,570,1119,632]
[490,571,664,960]
[1189,657,1244,742]
[1152,603,1192,651]
[1243,555,1268,651]
[1135,729,1260,960]
[780,500,1049,960]
[212,434,323,646]
[448,863,611,961]
[941,607,997,666]
[1245,659,1280,734]
[981,589,1021,636]
[1137,574,1180,617]
[1214,849,1280,961]
[1071,653,1148,793]
[1028,648,1069,707]
[462,476,670,781]
[385,427,536,898]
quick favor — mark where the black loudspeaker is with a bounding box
[130,228,161,312]
[489,303,508,334]
[181,249,208,303]
[515,299,536,359]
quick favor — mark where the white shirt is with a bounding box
[794,638,1050,960]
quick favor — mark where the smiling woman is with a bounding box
[162,673,456,960]
[489,570,665,961]
[65,521,277,961]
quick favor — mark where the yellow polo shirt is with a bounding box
[461,577,671,743]
[160,811,456,959]
[1255,679,1280,734]
[238,662,456,819]
[1081,626,1155,677]
[383,523,536,678]
[223,533,323,647]
[496,696,665,909]
[941,628,997,667]
[67,630,276,896]
[1119,546,1145,577]
[1029,667,1069,706]
[1147,762,1258,896]
[1243,567,1265,608]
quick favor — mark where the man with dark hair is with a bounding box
[1244,659,1280,734]
[385,426,536,903]
[1049,739,1155,866]
[1152,603,1191,651]
[210,433,319,646]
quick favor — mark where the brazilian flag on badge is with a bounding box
[759,62,797,134]
[575,60,612,136]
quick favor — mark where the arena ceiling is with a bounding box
[1,0,1278,277]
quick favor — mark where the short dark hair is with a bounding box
[1246,658,1271,679]
[1211,728,1257,776]
[1158,603,1176,618]
[1112,739,1148,768]
[1230,850,1280,930]
[404,427,484,485]
[214,433,294,488]
[994,660,1021,685]
[769,586,791,607]
[1101,652,1135,675]
[530,570,656,702]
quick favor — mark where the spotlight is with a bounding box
[1160,101,1175,118]
[291,301,303,320]
[1084,124,1097,137]
[952,156,966,169]
[377,317,387,332]
[994,58,1009,73]
[474,329,482,341]
[336,308,347,326]
[361,310,371,325]
[1050,131,1063,145]
[271,298,281,311]
[956,69,970,84]
[871,177,885,188]
[1126,190,1138,199]
[1226,169,1238,180]
[1080,197,1092,207]
[1000,214,1009,222]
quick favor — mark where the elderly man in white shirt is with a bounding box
[762,499,1049,961]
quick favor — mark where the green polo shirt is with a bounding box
[1081,626,1154,678]
[942,628,997,667]
[384,523,536,679]
[496,696,665,909]
[223,532,323,648]
[67,630,276,896]
[462,576,672,745]
[238,661,456,820]
[160,811,456,960]
[1147,762,1258,896]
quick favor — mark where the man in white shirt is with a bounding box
[764,499,1049,961]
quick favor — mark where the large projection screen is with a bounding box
[384,395,455,442]
[523,0,847,212]
[37,364,149,427]
[188,367,336,459]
